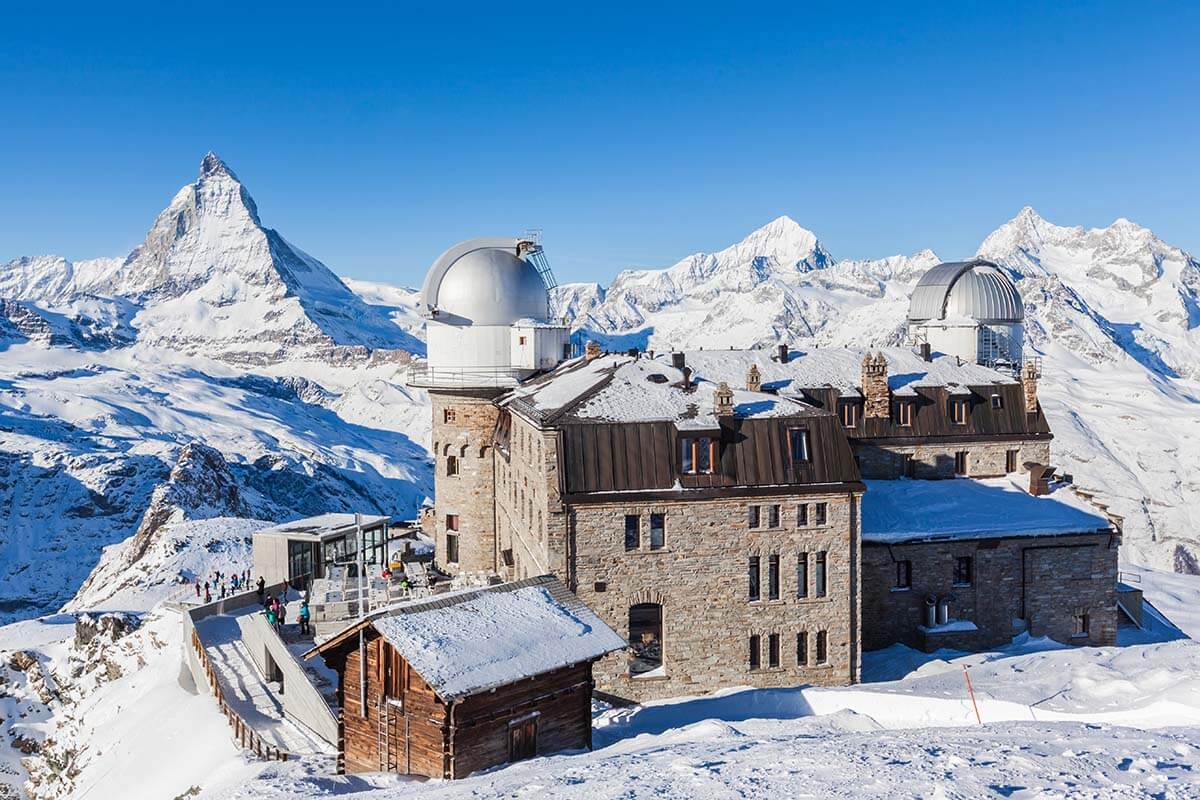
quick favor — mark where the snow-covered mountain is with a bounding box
[0,154,432,624]
[552,211,1200,574]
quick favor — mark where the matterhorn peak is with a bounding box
[198,151,237,181]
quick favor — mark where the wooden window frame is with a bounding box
[748,555,761,602]
[814,502,828,526]
[767,554,780,600]
[649,513,666,550]
[797,503,809,527]
[1005,449,1019,474]
[797,552,809,599]
[767,633,780,668]
[443,408,456,424]
[950,398,969,425]
[815,630,828,665]
[749,634,761,671]
[814,551,827,598]
[896,400,914,427]
[681,436,718,475]
[748,505,761,529]
[895,560,912,589]
[953,555,973,587]
[797,631,808,666]
[838,399,859,428]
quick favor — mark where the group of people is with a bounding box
[261,591,311,636]
[193,568,254,603]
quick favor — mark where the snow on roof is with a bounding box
[861,477,1109,544]
[369,576,625,700]
[256,513,390,541]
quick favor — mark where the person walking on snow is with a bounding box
[256,576,265,603]
[298,601,311,636]
[204,586,211,603]
[194,579,200,598]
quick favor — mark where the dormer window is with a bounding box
[788,428,811,463]
[838,399,859,428]
[990,394,1003,410]
[895,400,914,427]
[681,436,717,474]
[950,398,969,425]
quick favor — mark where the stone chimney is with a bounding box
[585,340,602,361]
[776,343,789,363]
[746,363,762,392]
[862,351,890,418]
[714,382,734,417]
[1021,360,1040,414]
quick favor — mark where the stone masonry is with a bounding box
[861,352,890,418]
[854,439,1051,480]
[861,531,1119,652]
[494,410,568,582]
[1022,360,1040,415]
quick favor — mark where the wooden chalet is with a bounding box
[305,575,624,779]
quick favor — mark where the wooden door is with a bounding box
[508,717,537,763]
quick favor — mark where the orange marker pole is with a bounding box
[963,664,982,725]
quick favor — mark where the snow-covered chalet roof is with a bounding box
[255,513,390,542]
[366,575,625,700]
[861,477,1110,544]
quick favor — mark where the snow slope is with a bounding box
[551,211,1200,573]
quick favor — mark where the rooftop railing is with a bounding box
[406,363,529,388]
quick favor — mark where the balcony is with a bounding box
[406,363,530,389]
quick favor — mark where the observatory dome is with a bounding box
[421,239,549,326]
[907,259,1024,325]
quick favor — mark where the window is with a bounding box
[1006,449,1019,474]
[518,335,527,346]
[681,436,717,474]
[839,400,859,428]
[443,408,456,424]
[788,428,811,462]
[1072,608,1090,638]
[814,502,828,526]
[749,634,761,670]
[767,554,780,600]
[624,514,640,551]
[991,394,1003,410]
[797,631,808,666]
[748,555,761,601]
[895,560,912,589]
[797,503,808,527]
[954,451,968,475]
[628,603,663,676]
[797,552,809,598]
[446,455,459,476]
[767,504,780,528]
[896,400,914,427]
[748,505,761,529]
[768,633,780,668]
[950,398,969,425]
[650,513,666,550]
[815,630,828,665]
[954,556,973,586]
[446,514,459,531]
[814,551,827,598]
[445,533,459,564]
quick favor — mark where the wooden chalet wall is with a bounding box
[558,415,859,497]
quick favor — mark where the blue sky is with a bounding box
[2,2,1197,286]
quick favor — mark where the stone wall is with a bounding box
[495,411,567,582]
[568,492,862,702]
[853,439,1051,480]
[861,530,1119,652]
[430,391,502,575]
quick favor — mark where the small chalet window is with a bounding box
[768,633,780,668]
[767,554,780,600]
[814,502,828,526]
[950,398,969,425]
[446,514,459,532]
[681,436,717,474]
[797,552,809,598]
[797,503,809,527]
[748,505,761,529]
[748,555,761,601]
[954,451,968,475]
[629,603,663,676]
[896,400,914,427]
[1072,608,1090,637]
[1006,449,1019,474]
[896,560,912,589]
[797,631,808,665]
[838,400,859,428]
[788,428,812,462]
[767,504,780,528]
[446,455,459,476]
[815,630,828,665]
[446,533,459,563]
[443,408,456,424]
[649,513,666,550]
[954,556,973,586]
[624,514,640,551]
[501,548,515,567]
[749,634,761,670]
[991,394,1003,410]
[814,551,827,598]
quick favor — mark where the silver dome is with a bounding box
[420,237,550,326]
[907,259,1024,324]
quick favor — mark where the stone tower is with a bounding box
[862,351,890,418]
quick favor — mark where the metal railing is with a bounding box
[406,363,529,388]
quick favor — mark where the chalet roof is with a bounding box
[500,347,1018,426]
[254,513,390,542]
[308,576,624,700]
[861,477,1109,544]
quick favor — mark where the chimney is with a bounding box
[671,352,686,370]
[682,366,693,389]
[714,382,734,417]
[626,347,638,358]
[862,351,890,418]
[585,341,602,361]
[919,342,932,362]
[776,343,789,363]
[1021,360,1040,414]
[746,363,762,392]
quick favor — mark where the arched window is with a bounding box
[628,603,663,676]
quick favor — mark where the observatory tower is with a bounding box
[410,238,570,576]
[907,258,1025,370]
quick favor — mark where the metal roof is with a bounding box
[419,237,551,326]
[907,259,1024,324]
[254,513,389,542]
